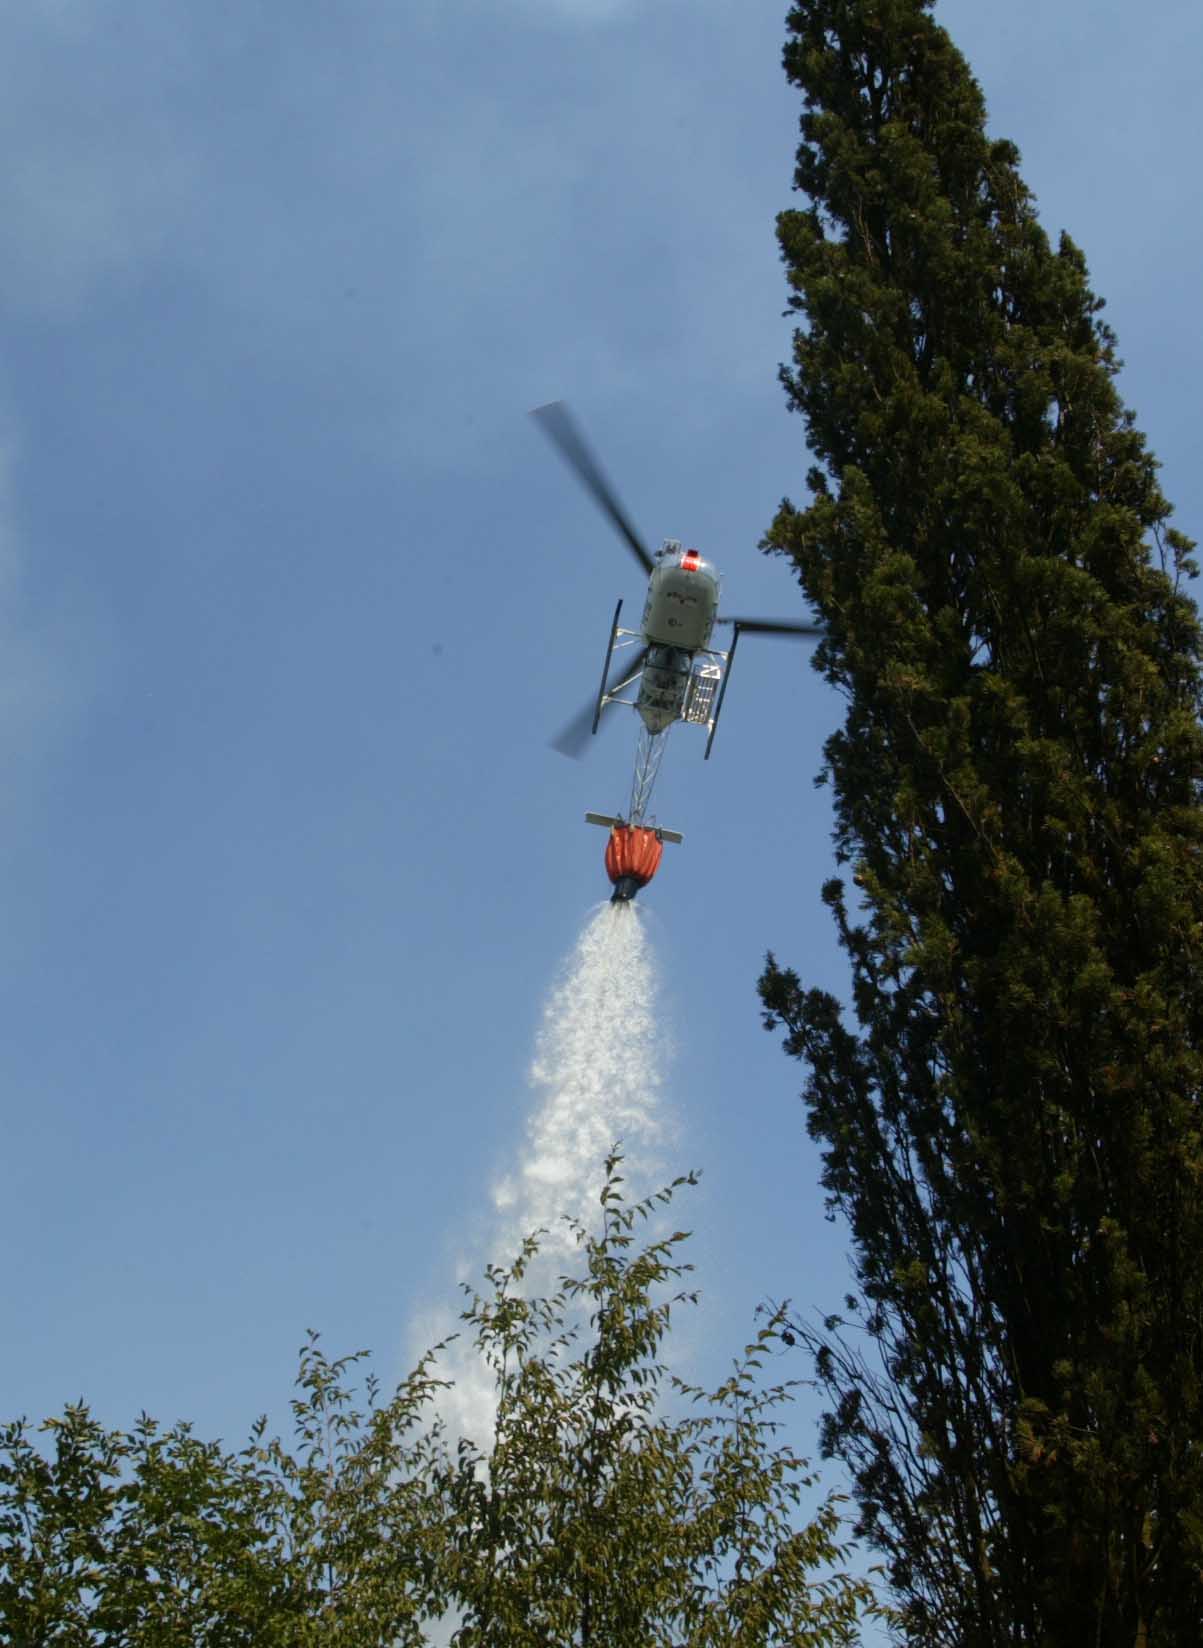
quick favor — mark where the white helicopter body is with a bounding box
[531,401,819,899]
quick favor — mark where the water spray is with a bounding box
[419,901,667,1447]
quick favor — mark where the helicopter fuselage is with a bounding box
[640,543,720,649]
[532,397,820,901]
[635,543,720,733]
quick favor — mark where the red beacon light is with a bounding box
[681,548,701,572]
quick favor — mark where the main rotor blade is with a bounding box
[716,616,824,636]
[531,401,655,576]
[550,646,649,760]
[551,699,604,759]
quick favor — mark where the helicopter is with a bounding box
[532,401,820,902]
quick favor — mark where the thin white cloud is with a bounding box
[0,10,201,317]
[0,0,791,486]
[0,424,104,853]
[509,0,637,17]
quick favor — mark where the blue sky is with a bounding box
[3,0,1200,1544]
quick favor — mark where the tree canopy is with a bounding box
[760,2,1203,1642]
[1,1160,877,1645]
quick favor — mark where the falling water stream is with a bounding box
[493,901,665,1256]
[414,902,668,1444]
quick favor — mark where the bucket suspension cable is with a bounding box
[628,724,669,827]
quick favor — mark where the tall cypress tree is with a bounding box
[759,3,1203,1641]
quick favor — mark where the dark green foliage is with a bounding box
[0,1342,447,1647]
[0,1161,876,1645]
[760,3,1203,1643]
[441,1161,875,1646]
